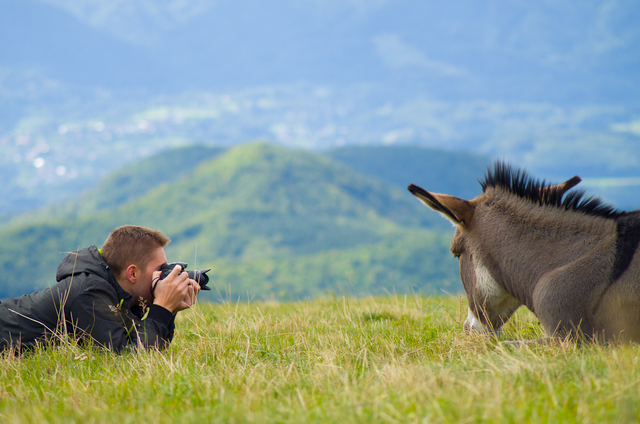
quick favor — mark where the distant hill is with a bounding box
[27,145,226,219]
[0,143,460,300]
[3,145,226,224]
[16,143,491,224]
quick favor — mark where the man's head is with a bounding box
[102,225,170,276]
[101,225,171,304]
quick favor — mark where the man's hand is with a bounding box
[151,264,191,314]
[175,278,200,312]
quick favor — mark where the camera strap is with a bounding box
[150,276,161,295]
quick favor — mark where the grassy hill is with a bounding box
[14,144,226,223]
[0,143,463,299]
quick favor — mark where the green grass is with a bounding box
[1,295,640,423]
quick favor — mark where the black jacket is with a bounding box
[0,246,175,352]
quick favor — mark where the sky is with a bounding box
[0,0,639,212]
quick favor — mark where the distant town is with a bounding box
[2,83,639,216]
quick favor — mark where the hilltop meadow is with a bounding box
[1,295,640,423]
[2,1,639,420]
[2,143,639,422]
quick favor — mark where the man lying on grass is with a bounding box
[0,225,200,352]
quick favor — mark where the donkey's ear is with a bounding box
[539,175,581,203]
[555,175,581,194]
[408,184,473,225]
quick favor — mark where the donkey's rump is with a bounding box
[593,211,640,342]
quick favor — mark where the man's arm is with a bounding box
[68,287,175,352]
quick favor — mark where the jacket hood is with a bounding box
[55,245,133,310]
[56,245,114,283]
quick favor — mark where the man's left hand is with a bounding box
[175,278,200,312]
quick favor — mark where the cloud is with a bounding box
[37,0,216,46]
[373,33,469,77]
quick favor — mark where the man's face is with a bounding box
[136,246,167,306]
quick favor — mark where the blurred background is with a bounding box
[0,0,639,300]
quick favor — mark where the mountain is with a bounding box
[13,143,492,226]
[22,144,227,220]
[0,143,226,221]
[2,0,638,104]
[0,143,459,299]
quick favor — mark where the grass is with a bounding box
[1,295,640,423]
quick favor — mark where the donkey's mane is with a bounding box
[480,162,620,218]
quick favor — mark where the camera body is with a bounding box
[159,262,211,291]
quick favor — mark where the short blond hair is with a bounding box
[101,225,170,276]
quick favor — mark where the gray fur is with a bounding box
[409,162,640,343]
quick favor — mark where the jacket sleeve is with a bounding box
[68,287,175,352]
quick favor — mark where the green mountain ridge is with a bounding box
[12,145,226,224]
[0,142,465,300]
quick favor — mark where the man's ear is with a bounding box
[408,183,474,226]
[125,264,139,283]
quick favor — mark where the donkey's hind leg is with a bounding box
[531,260,610,342]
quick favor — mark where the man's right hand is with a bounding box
[151,264,190,314]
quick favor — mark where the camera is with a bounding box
[159,262,211,291]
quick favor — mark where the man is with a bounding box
[0,225,199,352]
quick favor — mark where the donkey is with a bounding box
[408,161,640,343]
